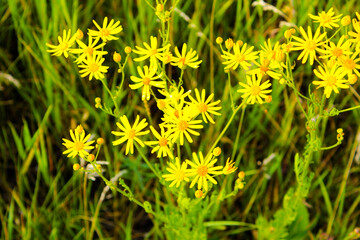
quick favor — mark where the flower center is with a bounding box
[305,40,316,50]
[343,58,355,70]
[197,103,208,113]
[86,47,94,55]
[320,13,331,24]
[150,49,158,56]
[332,47,343,58]
[178,120,188,131]
[174,110,180,118]
[197,165,208,177]
[59,42,68,51]
[142,77,151,85]
[74,141,84,151]
[89,63,99,73]
[128,129,136,139]
[100,28,110,37]
[175,170,185,181]
[326,76,337,86]
[250,85,261,96]
[157,100,167,110]
[235,53,245,63]
[179,57,186,66]
[260,65,269,73]
[159,137,168,147]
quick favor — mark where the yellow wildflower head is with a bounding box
[223,158,237,175]
[216,37,223,44]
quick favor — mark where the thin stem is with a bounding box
[206,102,245,160]
[231,105,246,161]
[339,104,360,113]
[135,143,162,180]
[100,78,120,115]
[228,72,235,110]
[320,141,341,151]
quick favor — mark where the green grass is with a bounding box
[1,0,360,239]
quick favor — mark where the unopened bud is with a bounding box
[156,4,164,12]
[213,147,221,156]
[76,29,84,40]
[225,38,234,50]
[88,154,95,162]
[216,37,223,44]
[73,163,81,171]
[341,16,351,26]
[113,51,121,63]
[125,46,132,54]
[195,190,204,198]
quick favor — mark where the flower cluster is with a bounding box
[47,17,124,80]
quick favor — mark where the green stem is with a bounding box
[228,72,235,110]
[89,161,155,215]
[178,69,184,88]
[206,102,245,159]
[320,141,341,151]
[100,78,120,116]
[231,105,246,161]
[339,104,360,113]
[135,143,162,180]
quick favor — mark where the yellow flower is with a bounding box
[146,126,174,159]
[221,42,258,70]
[260,39,281,62]
[162,157,190,187]
[163,110,203,146]
[62,125,95,158]
[319,35,352,60]
[46,29,77,58]
[247,57,282,80]
[88,17,123,42]
[348,19,360,50]
[71,36,108,64]
[171,43,202,69]
[237,74,272,104]
[309,8,342,29]
[133,36,170,62]
[186,152,223,191]
[188,88,221,124]
[313,65,348,98]
[339,51,360,77]
[222,158,237,175]
[291,26,326,65]
[129,64,165,101]
[111,115,150,155]
[159,86,192,107]
[78,55,109,80]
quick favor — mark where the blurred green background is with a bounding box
[1,0,359,239]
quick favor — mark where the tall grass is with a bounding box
[1,0,359,239]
